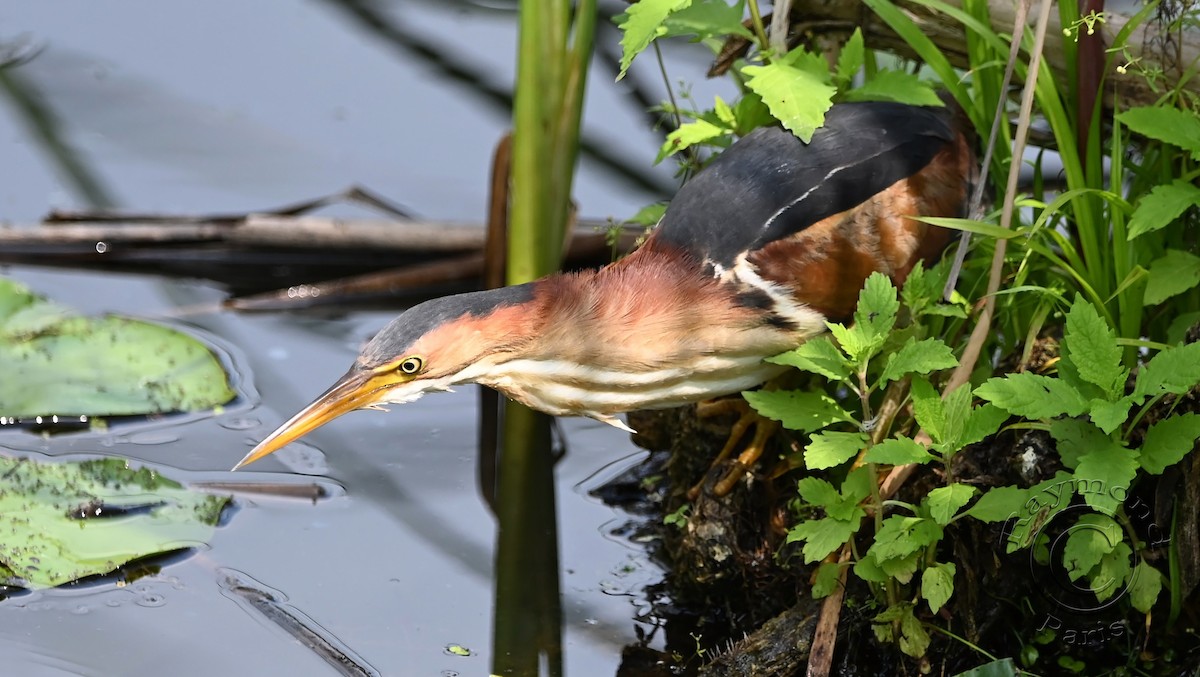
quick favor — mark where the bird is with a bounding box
[234,101,975,477]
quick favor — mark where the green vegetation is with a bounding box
[0,277,234,419]
[0,456,228,588]
[619,0,1200,670]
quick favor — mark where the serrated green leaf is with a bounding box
[873,603,931,658]
[1167,311,1200,345]
[1117,106,1200,159]
[975,372,1089,420]
[910,377,945,442]
[768,337,851,381]
[797,477,841,508]
[1139,413,1200,474]
[960,404,1009,448]
[864,437,934,465]
[880,337,958,383]
[1050,417,1108,470]
[1144,249,1200,305]
[1135,342,1200,398]
[841,70,943,106]
[1129,181,1200,240]
[834,28,864,87]
[712,95,736,126]
[787,517,860,563]
[1089,397,1133,434]
[1129,561,1164,613]
[952,658,1020,677]
[615,0,692,80]
[826,321,870,364]
[1063,513,1122,582]
[1092,542,1133,602]
[742,49,835,142]
[743,389,854,432]
[871,515,942,560]
[1003,473,1076,552]
[841,466,875,504]
[730,92,775,136]
[940,384,973,450]
[656,118,730,163]
[856,272,900,342]
[878,550,922,584]
[1074,443,1138,514]
[1064,297,1127,397]
[921,562,956,613]
[812,561,844,598]
[804,430,868,469]
[662,0,754,40]
[965,485,1029,523]
[926,485,977,525]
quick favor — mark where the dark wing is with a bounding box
[649,102,956,268]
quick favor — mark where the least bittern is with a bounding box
[235,102,974,475]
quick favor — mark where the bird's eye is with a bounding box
[398,356,424,375]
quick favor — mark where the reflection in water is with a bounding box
[218,568,381,677]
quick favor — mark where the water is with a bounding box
[0,1,737,674]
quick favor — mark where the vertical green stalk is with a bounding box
[493,2,595,676]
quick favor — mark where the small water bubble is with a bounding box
[95,241,108,254]
[136,594,166,608]
[105,599,121,608]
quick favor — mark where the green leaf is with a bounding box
[834,28,865,87]
[1117,106,1200,159]
[1089,396,1134,434]
[1091,542,1133,602]
[1139,413,1200,474]
[841,70,943,106]
[871,515,942,561]
[939,384,973,451]
[880,337,958,383]
[1135,342,1200,398]
[854,554,888,583]
[926,484,977,525]
[624,202,668,227]
[960,404,1009,448]
[1167,311,1200,345]
[730,92,775,136]
[768,337,851,381]
[910,377,945,442]
[797,477,841,508]
[1062,513,1122,582]
[787,517,860,563]
[1128,181,1200,240]
[742,49,836,142]
[1074,442,1138,514]
[804,430,868,470]
[1128,561,1164,613]
[951,659,1020,677]
[827,322,870,364]
[874,603,931,658]
[743,389,854,432]
[0,456,229,588]
[921,562,956,613]
[1050,418,1108,470]
[1064,296,1127,397]
[864,437,935,465]
[615,0,692,80]
[965,485,1029,523]
[656,118,730,163]
[812,561,843,599]
[856,272,900,345]
[1144,249,1200,305]
[0,278,235,418]
[975,373,1089,420]
[878,550,922,584]
[662,0,754,40]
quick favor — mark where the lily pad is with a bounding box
[0,277,235,418]
[0,456,229,588]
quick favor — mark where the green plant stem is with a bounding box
[746,0,771,56]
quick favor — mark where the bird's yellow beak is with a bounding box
[232,368,404,470]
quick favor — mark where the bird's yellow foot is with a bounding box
[689,398,780,499]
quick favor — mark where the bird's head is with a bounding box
[233,284,538,469]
